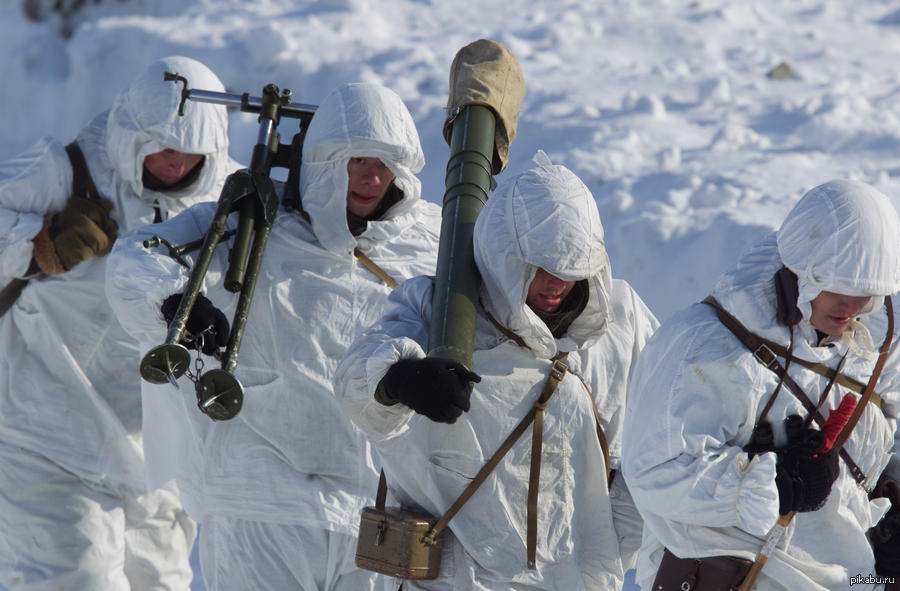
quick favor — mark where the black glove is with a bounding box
[743,420,775,459]
[381,357,481,424]
[161,292,230,356]
[774,415,840,515]
[871,476,900,578]
[32,196,119,274]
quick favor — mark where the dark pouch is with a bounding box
[652,548,752,591]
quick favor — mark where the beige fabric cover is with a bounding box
[444,39,526,174]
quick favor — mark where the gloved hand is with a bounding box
[870,476,900,579]
[32,196,119,274]
[161,292,230,356]
[743,420,775,459]
[381,357,482,424]
[774,415,840,515]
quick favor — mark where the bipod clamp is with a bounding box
[164,71,190,116]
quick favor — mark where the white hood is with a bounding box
[299,82,424,255]
[712,179,900,353]
[777,179,900,318]
[474,151,613,358]
[104,55,230,204]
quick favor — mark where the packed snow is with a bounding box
[3,0,900,589]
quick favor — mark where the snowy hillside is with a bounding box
[3,1,900,589]
[5,0,900,320]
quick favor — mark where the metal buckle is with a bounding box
[550,359,567,381]
[753,343,777,368]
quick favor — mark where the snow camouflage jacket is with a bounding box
[334,153,658,590]
[106,82,442,531]
[0,56,232,490]
[622,180,900,591]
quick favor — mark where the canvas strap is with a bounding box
[570,373,612,484]
[416,353,569,566]
[353,248,399,289]
[64,141,101,202]
[525,353,568,568]
[481,300,531,349]
[702,295,893,488]
[743,329,882,408]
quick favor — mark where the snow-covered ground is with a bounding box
[3,0,900,589]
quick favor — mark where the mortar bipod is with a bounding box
[139,76,316,421]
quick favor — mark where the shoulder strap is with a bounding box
[526,352,568,568]
[419,353,569,558]
[748,331,882,407]
[353,248,399,289]
[832,296,893,452]
[570,372,611,484]
[701,296,887,488]
[64,141,101,201]
[375,468,388,509]
[480,298,531,350]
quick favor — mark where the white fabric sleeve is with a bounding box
[0,137,73,279]
[105,202,217,343]
[622,314,782,537]
[333,275,434,442]
[609,473,643,570]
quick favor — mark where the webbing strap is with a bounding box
[702,296,893,488]
[375,469,387,509]
[832,296,893,451]
[353,248,399,289]
[64,141,101,201]
[420,353,569,557]
[481,300,530,350]
[747,333,882,408]
[572,373,611,484]
[526,353,568,569]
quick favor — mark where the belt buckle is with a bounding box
[753,343,777,368]
[550,358,567,380]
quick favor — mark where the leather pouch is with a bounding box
[652,547,752,591]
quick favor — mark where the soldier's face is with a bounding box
[527,268,576,313]
[346,157,395,218]
[809,291,872,336]
[143,149,204,186]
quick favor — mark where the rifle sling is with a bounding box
[702,296,893,489]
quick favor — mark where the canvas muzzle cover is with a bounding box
[443,39,526,174]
